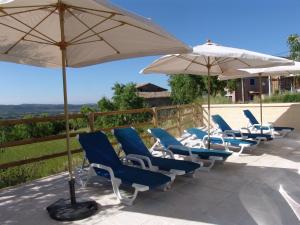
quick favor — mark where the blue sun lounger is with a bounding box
[78,131,172,205]
[113,127,201,177]
[148,128,232,170]
[211,114,273,141]
[243,109,294,136]
[185,128,258,156]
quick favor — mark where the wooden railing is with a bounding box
[0,104,203,170]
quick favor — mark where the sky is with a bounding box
[0,0,299,105]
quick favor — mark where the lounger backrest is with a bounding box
[113,128,152,158]
[78,132,121,170]
[148,128,182,149]
[186,128,207,139]
[212,115,232,131]
[243,110,259,125]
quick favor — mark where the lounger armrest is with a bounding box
[127,154,153,170]
[90,163,121,184]
[168,145,193,157]
[151,146,175,159]
[224,130,238,138]
[204,134,225,145]
[178,132,192,142]
[254,123,273,130]
[124,155,146,169]
[240,127,251,133]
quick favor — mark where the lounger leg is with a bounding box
[197,159,215,172]
[235,146,245,156]
[110,179,149,206]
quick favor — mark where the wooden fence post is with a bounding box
[177,105,182,135]
[88,112,95,132]
[152,107,159,127]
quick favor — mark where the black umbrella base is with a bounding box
[47,198,98,221]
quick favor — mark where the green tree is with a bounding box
[169,75,205,104]
[95,83,150,129]
[288,34,300,60]
[169,74,229,104]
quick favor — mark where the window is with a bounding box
[250,79,255,85]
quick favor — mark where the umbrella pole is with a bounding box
[259,73,263,134]
[241,78,245,103]
[207,57,211,149]
[61,49,76,204]
[46,3,98,221]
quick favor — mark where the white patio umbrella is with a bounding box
[237,61,300,131]
[141,41,292,148]
[0,0,190,220]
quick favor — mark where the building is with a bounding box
[231,76,299,103]
[136,83,172,107]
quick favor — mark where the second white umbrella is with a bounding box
[141,41,293,148]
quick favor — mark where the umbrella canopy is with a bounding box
[141,41,292,147]
[239,61,300,75]
[0,0,190,220]
[141,41,292,76]
[239,61,300,131]
[0,0,190,68]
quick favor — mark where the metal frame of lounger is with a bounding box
[243,110,292,138]
[112,127,202,178]
[76,134,170,206]
[210,116,267,143]
[147,129,227,172]
[184,129,258,156]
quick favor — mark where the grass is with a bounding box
[194,95,232,104]
[0,127,158,189]
[0,111,195,189]
[0,138,83,189]
[258,92,300,103]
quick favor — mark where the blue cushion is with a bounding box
[79,132,171,189]
[244,110,294,132]
[149,128,182,149]
[113,165,171,189]
[149,128,232,159]
[243,109,259,125]
[150,157,200,173]
[168,145,232,160]
[114,128,200,173]
[113,128,152,158]
[187,128,257,146]
[235,132,273,140]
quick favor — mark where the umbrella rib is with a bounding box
[0,6,54,18]
[0,22,55,45]
[71,23,125,44]
[235,58,251,67]
[144,55,179,71]
[22,38,56,46]
[0,4,56,9]
[184,56,198,72]
[0,8,57,44]
[68,11,116,43]
[70,39,104,46]
[67,5,122,16]
[202,55,208,65]
[211,57,229,65]
[4,7,58,55]
[72,7,172,40]
[66,8,120,54]
[177,55,207,67]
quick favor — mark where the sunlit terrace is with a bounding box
[0,103,299,225]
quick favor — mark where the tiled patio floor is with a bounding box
[1,133,299,225]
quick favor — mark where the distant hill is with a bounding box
[0,104,97,119]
